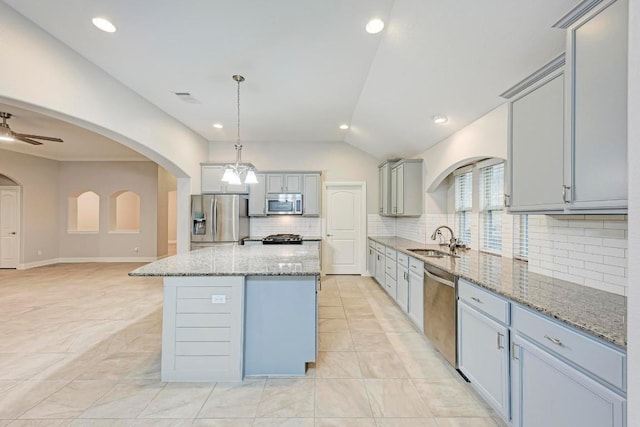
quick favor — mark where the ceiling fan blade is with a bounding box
[15,133,63,142]
[15,135,43,145]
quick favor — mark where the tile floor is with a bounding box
[0,263,506,426]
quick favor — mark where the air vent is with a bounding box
[174,92,201,104]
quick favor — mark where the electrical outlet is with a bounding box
[37,249,42,256]
[134,247,139,253]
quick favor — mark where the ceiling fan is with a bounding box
[0,112,64,145]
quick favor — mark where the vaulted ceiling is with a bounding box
[2,0,577,161]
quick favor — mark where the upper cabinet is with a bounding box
[379,159,423,217]
[266,173,302,193]
[566,0,627,210]
[248,173,267,216]
[506,57,566,213]
[302,174,321,216]
[503,0,628,214]
[201,164,249,194]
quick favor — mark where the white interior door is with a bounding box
[0,188,20,268]
[323,183,365,275]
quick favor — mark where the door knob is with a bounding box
[10,232,16,235]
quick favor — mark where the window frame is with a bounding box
[479,160,505,255]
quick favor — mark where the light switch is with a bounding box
[211,295,226,304]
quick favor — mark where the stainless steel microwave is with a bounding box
[266,193,303,215]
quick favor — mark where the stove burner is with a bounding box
[262,234,303,244]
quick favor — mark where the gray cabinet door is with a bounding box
[511,335,625,427]
[458,301,510,421]
[302,174,320,216]
[509,73,565,212]
[201,165,226,193]
[248,173,266,216]
[396,266,409,312]
[567,0,627,209]
[379,163,391,215]
[407,269,424,332]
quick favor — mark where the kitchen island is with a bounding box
[130,244,320,381]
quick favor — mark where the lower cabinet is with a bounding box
[511,335,625,427]
[374,248,385,285]
[406,267,424,332]
[458,300,510,421]
[396,265,409,313]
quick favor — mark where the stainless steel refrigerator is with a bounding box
[191,194,249,245]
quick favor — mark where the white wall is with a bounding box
[157,167,177,257]
[0,150,60,267]
[209,141,381,213]
[58,161,158,260]
[626,0,638,422]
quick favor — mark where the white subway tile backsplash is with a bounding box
[371,211,628,296]
[528,214,627,295]
[250,216,321,237]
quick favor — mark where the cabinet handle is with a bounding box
[512,342,520,360]
[497,332,504,349]
[544,335,563,347]
[504,193,510,208]
[471,296,482,304]
[562,185,571,204]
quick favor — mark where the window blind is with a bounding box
[514,214,529,261]
[454,171,472,245]
[480,162,504,254]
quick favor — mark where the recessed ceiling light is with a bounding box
[213,123,223,129]
[92,17,116,33]
[433,115,448,124]
[366,18,385,34]
[339,124,349,130]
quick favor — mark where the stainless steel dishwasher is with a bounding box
[423,263,457,367]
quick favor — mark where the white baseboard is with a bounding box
[18,257,157,269]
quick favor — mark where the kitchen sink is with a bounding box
[408,249,459,258]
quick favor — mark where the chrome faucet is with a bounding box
[431,225,459,251]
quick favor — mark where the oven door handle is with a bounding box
[424,269,455,288]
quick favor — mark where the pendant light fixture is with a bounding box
[221,74,258,185]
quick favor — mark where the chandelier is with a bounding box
[221,74,258,185]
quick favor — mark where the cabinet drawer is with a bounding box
[409,257,424,275]
[397,252,409,267]
[375,242,386,252]
[385,258,397,278]
[385,247,396,259]
[513,305,625,391]
[458,279,509,325]
[369,239,375,249]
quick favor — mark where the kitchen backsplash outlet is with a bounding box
[250,216,321,237]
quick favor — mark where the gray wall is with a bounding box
[57,161,159,259]
[0,150,60,265]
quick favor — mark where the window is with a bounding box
[454,169,472,245]
[68,190,99,232]
[514,214,529,261]
[480,162,504,254]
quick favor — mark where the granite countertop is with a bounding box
[130,244,320,277]
[244,235,322,241]
[369,236,627,349]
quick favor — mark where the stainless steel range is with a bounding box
[262,234,303,245]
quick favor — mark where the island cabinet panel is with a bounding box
[162,276,244,382]
[244,275,317,376]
